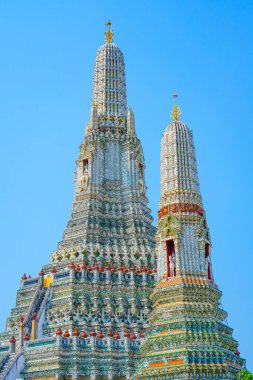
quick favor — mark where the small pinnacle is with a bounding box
[170,93,182,121]
[105,19,114,44]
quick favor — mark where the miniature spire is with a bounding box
[127,105,136,134]
[170,93,182,121]
[105,19,114,44]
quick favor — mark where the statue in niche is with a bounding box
[138,164,145,195]
[170,254,176,277]
[138,178,145,195]
[205,254,212,280]
[79,163,89,192]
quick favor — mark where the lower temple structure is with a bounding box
[0,22,246,380]
[2,266,155,380]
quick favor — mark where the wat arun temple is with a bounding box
[0,21,246,380]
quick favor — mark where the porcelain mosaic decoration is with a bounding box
[0,22,245,380]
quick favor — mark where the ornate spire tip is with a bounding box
[105,19,114,44]
[170,93,182,121]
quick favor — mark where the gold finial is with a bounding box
[170,93,182,121]
[105,19,114,43]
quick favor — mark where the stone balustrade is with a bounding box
[24,334,141,353]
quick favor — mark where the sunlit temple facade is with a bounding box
[0,22,245,380]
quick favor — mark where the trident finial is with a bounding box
[170,93,182,121]
[105,19,114,44]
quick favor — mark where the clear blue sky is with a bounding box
[0,0,252,370]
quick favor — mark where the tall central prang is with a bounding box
[51,19,155,264]
[0,21,156,380]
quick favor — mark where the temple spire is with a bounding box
[135,96,245,380]
[105,19,114,43]
[170,93,182,121]
[93,21,126,115]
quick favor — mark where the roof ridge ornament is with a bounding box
[170,93,182,121]
[105,19,114,44]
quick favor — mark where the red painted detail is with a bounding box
[55,328,62,336]
[72,328,80,336]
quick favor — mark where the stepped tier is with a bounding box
[51,115,155,264]
[22,332,141,379]
[2,265,156,379]
[5,264,156,336]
